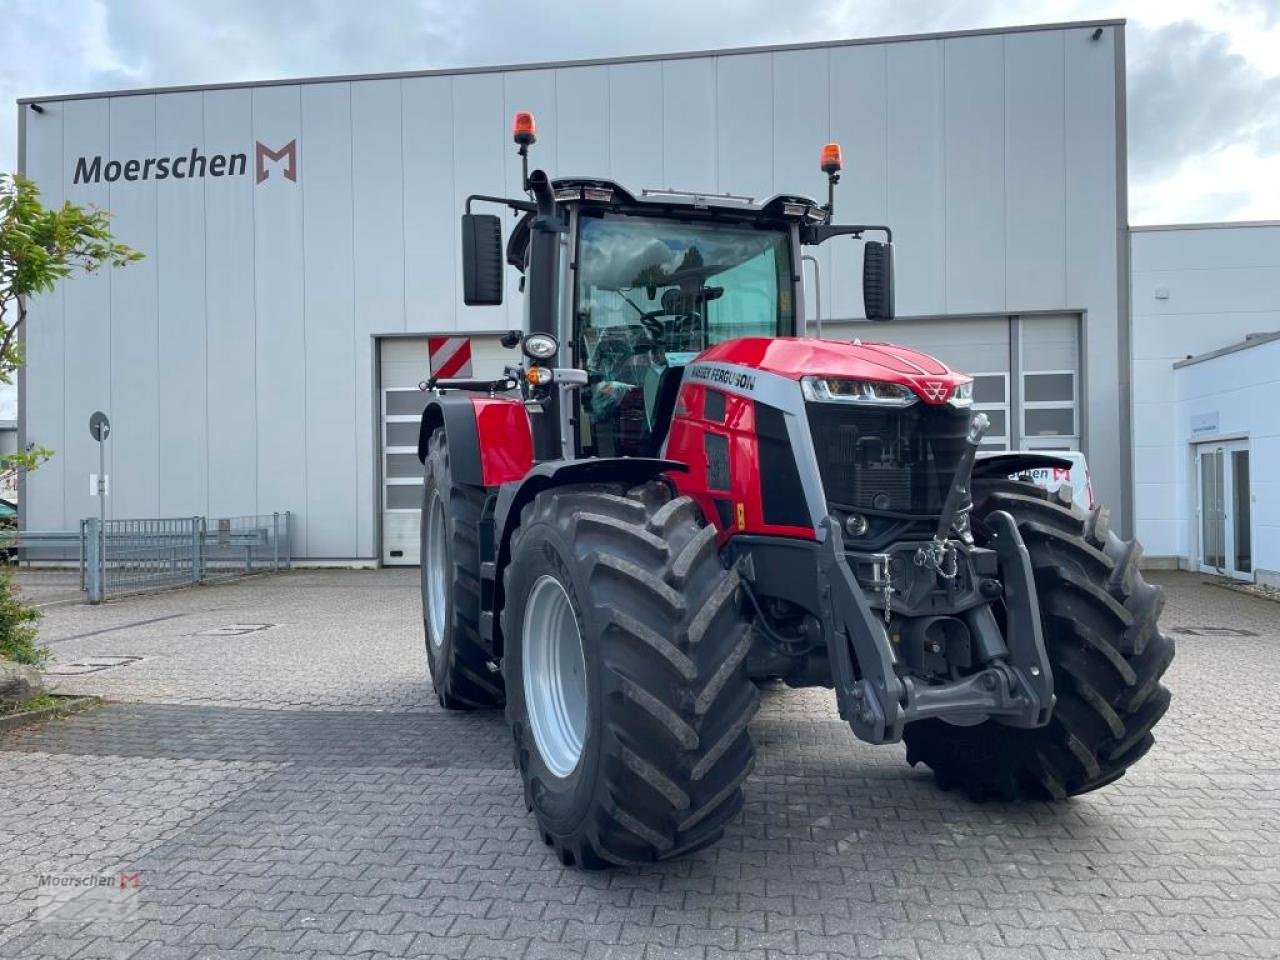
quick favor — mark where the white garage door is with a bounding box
[379,335,512,565]
[824,314,1080,452]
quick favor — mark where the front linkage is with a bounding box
[739,410,1056,746]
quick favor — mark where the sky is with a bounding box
[1,0,1278,227]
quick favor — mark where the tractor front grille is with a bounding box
[804,401,971,516]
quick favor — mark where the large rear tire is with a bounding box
[421,428,504,710]
[502,481,758,867]
[903,481,1174,800]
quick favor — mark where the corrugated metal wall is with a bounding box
[19,24,1123,559]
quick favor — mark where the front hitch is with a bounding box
[817,515,1055,745]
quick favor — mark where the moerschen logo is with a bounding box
[72,140,298,185]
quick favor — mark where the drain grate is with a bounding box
[1172,626,1259,637]
[45,656,146,676]
[192,623,276,637]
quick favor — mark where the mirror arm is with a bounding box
[800,223,893,245]
[465,193,537,216]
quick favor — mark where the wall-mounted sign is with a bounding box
[1190,411,1219,437]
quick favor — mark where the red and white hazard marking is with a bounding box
[428,336,473,379]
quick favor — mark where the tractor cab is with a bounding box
[456,111,894,464]
[512,180,808,458]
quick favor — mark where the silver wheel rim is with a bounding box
[424,490,448,649]
[522,574,588,778]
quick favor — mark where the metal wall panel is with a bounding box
[886,41,945,317]
[21,100,66,531]
[451,74,507,334]
[501,69,557,334]
[202,89,257,519]
[1064,25,1123,518]
[556,66,610,175]
[405,76,460,337]
[60,99,112,525]
[301,83,357,558]
[828,44,887,321]
[607,62,663,193]
[661,58,716,192]
[716,53,773,202]
[773,49,831,330]
[352,80,407,558]
[944,36,1005,312]
[1004,31,1067,310]
[252,85,308,554]
[156,92,209,518]
[107,95,160,520]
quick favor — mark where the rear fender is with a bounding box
[417,393,533,487]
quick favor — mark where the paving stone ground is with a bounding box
[1,568,1277,959]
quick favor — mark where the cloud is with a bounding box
[3,1,1278,224]
[1127,20,1280,185]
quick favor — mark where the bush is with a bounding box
[0,569,45,666]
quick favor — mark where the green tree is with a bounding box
[0,173,141,671]
[0,172,142,479]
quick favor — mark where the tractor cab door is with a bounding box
[572,211,796,457]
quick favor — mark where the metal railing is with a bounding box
[70,512,291,603]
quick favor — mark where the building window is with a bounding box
[1022,370,1077,449]
[383,388,424,513]
[970,373,1009,450]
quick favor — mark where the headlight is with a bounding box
[801,376,918,407]
[950,380,974,407]
[522,332,558,360]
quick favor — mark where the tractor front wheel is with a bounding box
[903,481,1174,801]
[502,481,758,867]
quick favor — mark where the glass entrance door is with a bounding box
[1197,442,1251,579]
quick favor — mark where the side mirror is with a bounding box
[863,240,894,321]
[461,213,503,306]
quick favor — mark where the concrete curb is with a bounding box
[0,694,102,732]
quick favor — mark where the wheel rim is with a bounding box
[424,490,448,649]
[522,574,588,778]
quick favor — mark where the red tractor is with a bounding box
[417,112,1173,868]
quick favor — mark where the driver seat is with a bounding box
[646,365,686,456]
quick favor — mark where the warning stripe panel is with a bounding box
[428,336,473,378]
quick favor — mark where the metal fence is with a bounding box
[3,529,89,604]
[6,512,291,603]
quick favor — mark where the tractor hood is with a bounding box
[695,337,972,406]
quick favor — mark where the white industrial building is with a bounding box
[1130,221,1280,585]
[16,20,1131,564]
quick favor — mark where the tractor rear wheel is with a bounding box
[502,480,758,867]
[903,480,1174,801]
[421,428,504,709]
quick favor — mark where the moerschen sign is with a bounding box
[72,140,297,184]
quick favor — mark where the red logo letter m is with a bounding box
[255,140,297,184]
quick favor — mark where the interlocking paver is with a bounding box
[0,570,1276,959]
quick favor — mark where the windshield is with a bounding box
[573,212,794,456]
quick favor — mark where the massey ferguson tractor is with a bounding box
[416,111,1173,868]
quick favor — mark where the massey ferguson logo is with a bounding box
[920,380,950,403]
[72,140,298,186]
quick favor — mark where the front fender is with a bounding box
[417,393,532,487]
[488,457,687,656]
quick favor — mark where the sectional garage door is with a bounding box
[825,314,1082,453]
[379,335,510,565]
